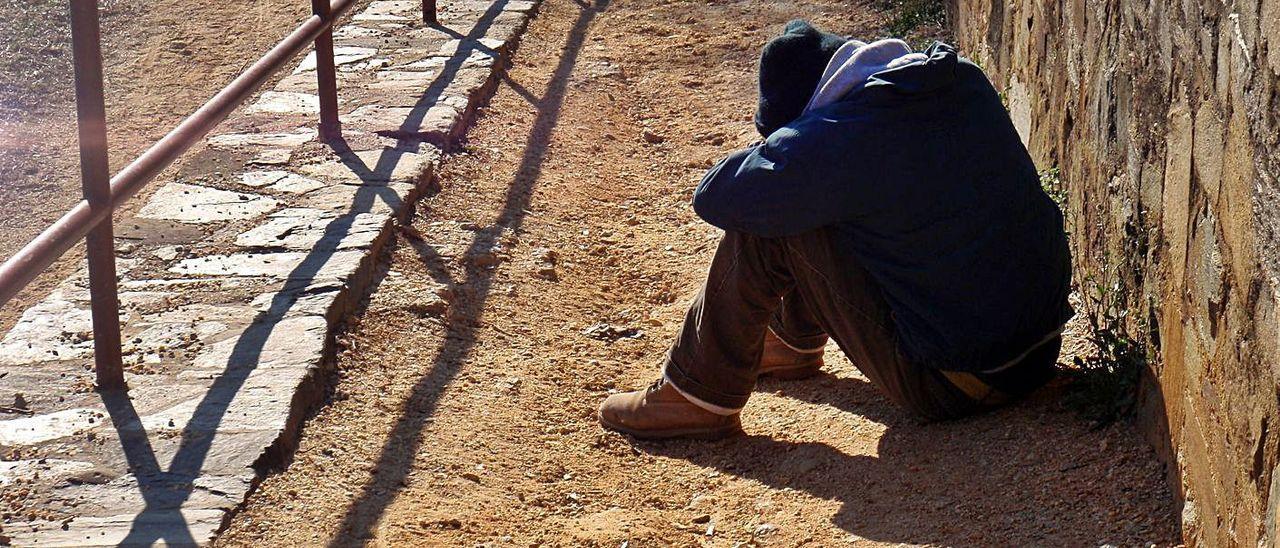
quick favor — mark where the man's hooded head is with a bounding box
[754,20,847,138]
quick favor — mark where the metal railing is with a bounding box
[0,0,440,390]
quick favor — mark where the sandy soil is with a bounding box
[0,0,310,331]
[217,0,1181,546]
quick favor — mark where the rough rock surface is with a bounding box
[0,0,537,545]
[947,1,1280,544]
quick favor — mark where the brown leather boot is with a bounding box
[758,329,824,380]
[598,379,743,440]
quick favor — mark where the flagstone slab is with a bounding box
[296,147,431,184]
[369,70,439,92]
[248,148,292,166]
[0,298,95,365]
[299,181,417,216]
[334,25,388,40]
[189,315,328,371]
[138,183,279,224]
[352,0,419,22]
[239,170,327,194]
[6,508,226,547]
[0,409,107,447]
[343,104,462,141]
[169,251,365,281]
[293,46,378,73]
[0,459,98,487]
[235,208,387,251]
[244,91,321,115]
[208,128,316,149]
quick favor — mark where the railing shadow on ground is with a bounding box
[325,1,610,544]
[98,2,519,545]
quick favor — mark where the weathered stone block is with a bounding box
[0,298,94,365]
[190,315,328,371]
[299,181,418,216]
[138,183,278,224]
[244,91,321,115]
[239,170,327,194]
[169,251,365,281]
[293,46,378,73]
[296,147,431,184]
[207,128,316,149]
[234,208,387,251]
[0,409,107,446]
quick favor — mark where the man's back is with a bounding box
[692,43,1073,373]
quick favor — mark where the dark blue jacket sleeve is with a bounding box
[691,125,853,238]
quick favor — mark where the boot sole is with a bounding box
[599,414,744,440]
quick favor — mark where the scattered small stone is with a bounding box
[466,245,505,268]
[691,514,710,524]
[249,149,292,166]
[502,377,522,393]
[406,294,449,318]
[753,523,778,536]
[532,247,558,264]
[534,265,558,280]
[531,247,559,280]
[642,129,665,144]
[461,472,481,483]
[582,323,644,342]
[428,518,462,530]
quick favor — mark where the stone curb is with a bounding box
[0,1,538,545]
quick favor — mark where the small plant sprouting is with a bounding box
[883,0,947,46]
[1064,267,1150,427]
[1039,166,1067,207]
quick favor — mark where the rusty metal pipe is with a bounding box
[313,0,341,140]
[0,0,357,307]
[424,0,438,25]
[69,0,125,389]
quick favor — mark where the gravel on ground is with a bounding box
[217,0,1181,545]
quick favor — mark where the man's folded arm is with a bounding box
[692,127,851,238]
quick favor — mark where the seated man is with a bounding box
[598,21,1073,439]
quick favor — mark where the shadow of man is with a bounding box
[646,374,1157,545]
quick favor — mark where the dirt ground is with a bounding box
[0,0,309,331]
[218,0,1181,546]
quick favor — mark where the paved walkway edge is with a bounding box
[0,1,539,545]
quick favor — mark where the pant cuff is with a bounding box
[662,360,751,413]
[766,326,827,353]
[663,373,742,416]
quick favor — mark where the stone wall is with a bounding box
[945,0,1280,544]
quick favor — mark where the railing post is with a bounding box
[69,0,125,391]
[312,0,341,140]
[423,0,437,25]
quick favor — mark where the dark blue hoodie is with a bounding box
[693,42,1073,373]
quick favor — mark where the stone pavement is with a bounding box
[0,1,537,545]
